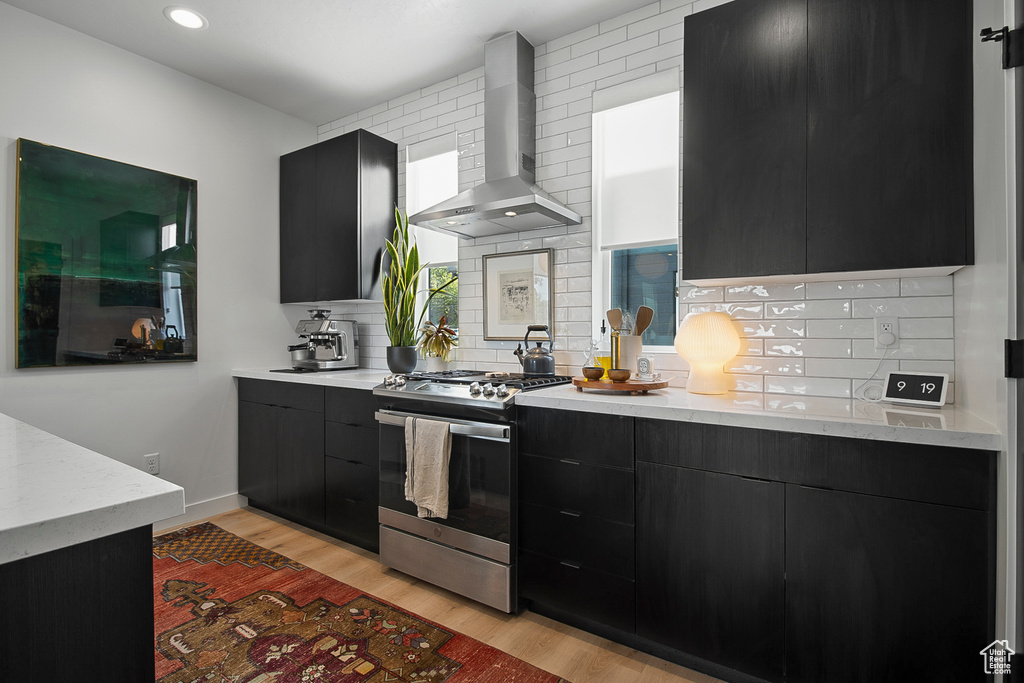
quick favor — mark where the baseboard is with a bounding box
[153,493,246,532]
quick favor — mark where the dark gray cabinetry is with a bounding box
[237,379,380,553]
[517,407,636,633]
[324,386,380,552]
[635,417,995,683]
[681,0,807,280]
[280,128,397,303]
[637,463,785,682]
[682,0,972,280]
[238,379,325,526]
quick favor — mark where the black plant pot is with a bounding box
[386,346,418,373]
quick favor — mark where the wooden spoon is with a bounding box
[606,308,622,332]
[634,306,654,336]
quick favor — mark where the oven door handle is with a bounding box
[374,410,510,443]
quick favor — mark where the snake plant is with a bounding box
[380,208,458,347]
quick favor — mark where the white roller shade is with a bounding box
[407,133,460,264]
[593,71,680,251]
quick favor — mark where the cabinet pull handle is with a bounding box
[559,459,581,465]
[345,459,362,465]
[560,561,581,570]
[344,497,359,504]
[559,510,581,518]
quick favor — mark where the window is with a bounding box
[592,71,680,348]
[406,134,460,329]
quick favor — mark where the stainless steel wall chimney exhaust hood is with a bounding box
[409,32,582,239]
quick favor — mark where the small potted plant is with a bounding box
[381,208,458,373]
[418,316,457,371]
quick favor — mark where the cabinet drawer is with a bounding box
[238,378,324,413]
[519,407,633,469]
[827,438,995,511]
[637,418,829,486]
[325,458,379,552]
[519,550,635,633]
[325,387,377,427]
[325,422,378,466]
[519,454,634,524]
[520,502,633,580]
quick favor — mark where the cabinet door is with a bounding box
[786,484,992,683]
[275,407,326,525]
[682,0,807,280]
[315,132,360,301]
[238,400,278,506]
[806,0,971,273]
[279,144,318,303]
[637,463,785,682]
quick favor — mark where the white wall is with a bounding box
[0,3,315,511]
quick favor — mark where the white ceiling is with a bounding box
[2,0,659,125]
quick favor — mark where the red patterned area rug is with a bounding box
[154,522,568,682]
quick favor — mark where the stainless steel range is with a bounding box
[373,370,571,612]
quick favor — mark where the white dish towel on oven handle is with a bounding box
[404,416,452,518]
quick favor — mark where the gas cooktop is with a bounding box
[373,370,571,411]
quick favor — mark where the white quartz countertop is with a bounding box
[515,384,1002,451]
[232,367,385,390]
[0,412,185,565]
[232,368,1002,451]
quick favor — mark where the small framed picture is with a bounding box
[482,249,553,340]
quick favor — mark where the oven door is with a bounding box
[375,409,514,564]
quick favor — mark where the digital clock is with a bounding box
[882,371,949,408]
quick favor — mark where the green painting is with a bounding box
[16,139,197,368]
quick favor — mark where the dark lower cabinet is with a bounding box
[324,387,380,552]
[637,463,786,683]
[517,407,635,633]
[238,381,380,553]
[237,379,325,529]
[786,484,993,683]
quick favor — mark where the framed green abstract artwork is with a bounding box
[16,139,198,368]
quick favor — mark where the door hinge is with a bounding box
[981,27,1024,69]
[1006,339,1024,379]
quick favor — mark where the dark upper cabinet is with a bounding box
[280,129,397,303]
[682,0,972,280]
[682,0,807,280]
[805,0,972,273]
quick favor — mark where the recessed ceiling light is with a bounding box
[163,6,208,30]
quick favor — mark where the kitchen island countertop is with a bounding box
[0,412,184,565]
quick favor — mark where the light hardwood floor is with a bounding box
[175,507,724,683]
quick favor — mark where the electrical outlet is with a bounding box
[144,453,160,475]
[874,316,900,350]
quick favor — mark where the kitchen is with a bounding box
[0,0,1020,682]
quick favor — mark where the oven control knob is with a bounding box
[383,375,395,386]
[394,375,406,387]
[469,381,482,395]
[496,384,509,397]
[482,383,496,396]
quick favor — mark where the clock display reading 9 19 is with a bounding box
[882,371,949,407]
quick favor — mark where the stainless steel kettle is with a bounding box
[514,325,556,376]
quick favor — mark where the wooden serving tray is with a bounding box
[572,376,669,395]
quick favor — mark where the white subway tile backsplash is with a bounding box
[766,376,853,399]
[805,358,900,379]
[900,318,954,338]
[765,339,853,358]
[851,296,953,318]
[598,32,661,64]
[570,58,628,88]
[726,357,804,375]
[680,286,724,301]
[766,300,851,319]
[600,2,661,33]
[805,319,874,338]
[571,26,628,58]
[725,283,805,301]
[900,360,955,375]
[851,338,954,360]
[900,276,954,297]
[737,321,807,338]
